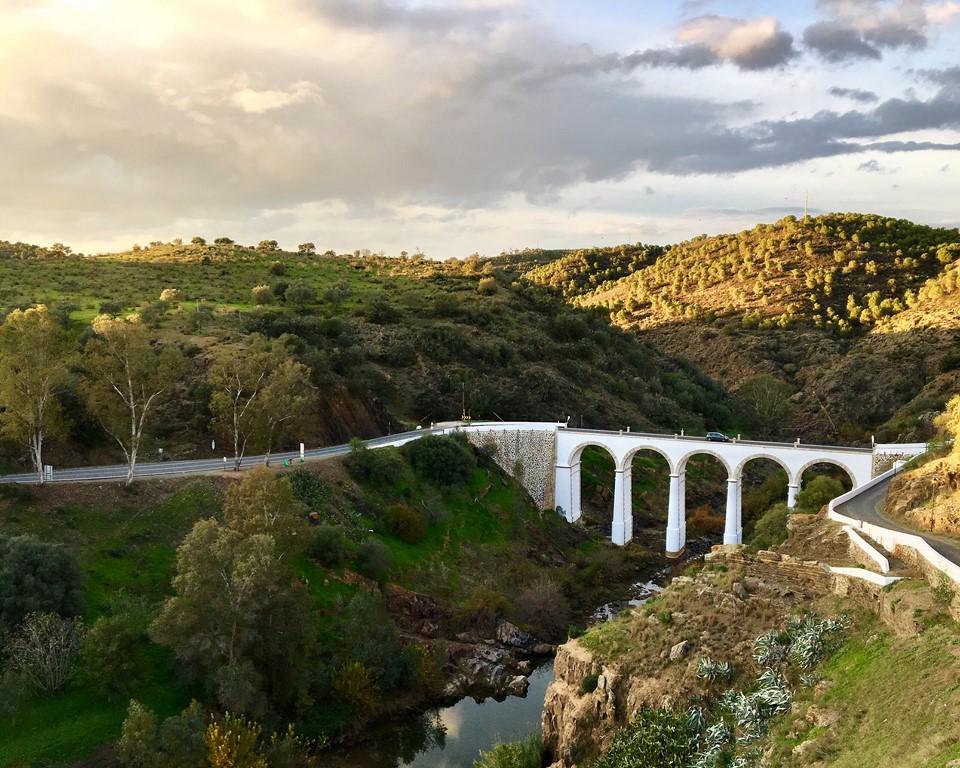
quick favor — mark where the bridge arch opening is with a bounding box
[624,448,672,543]
[739,457,790,546]
[794,461,855,512]
[571,444,619,538]
[675,451,732,545]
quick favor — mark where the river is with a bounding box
[325,566,676,767]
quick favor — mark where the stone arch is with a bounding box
[733,453,792,481]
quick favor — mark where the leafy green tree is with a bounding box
[191,236,206,245]
[405,433,476,486]
[355,539,393,584]
[0,306,73,482]
[78,613,146,700]
[297,242,316,256]
[734,375,796,439]
[222,466,306,558]
[81,315,187,484]
[150,519,314,713]
[208,339,311,470]
[284,283,316,305]
[795,475,845,513]
[0,535,84,636]
[118,700,207,768]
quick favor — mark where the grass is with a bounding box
[765,610,960,767]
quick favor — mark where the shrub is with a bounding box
[477,277,499,295]
[99,300,124,315]
[512,576,570,642]
[159,288,181,303]
[580,672,599,694]
[78,613,146,699]
[332,661,380,713]
[251,285,273,305]
[593,707,698,768]
[385,504,428,544]
[306,524,346,567]
[474,733,542,768]
[5,611,80,694]
[405,432,476,486]
[0,535,85,636]
[455,587,508,632]
[355,540,392,583]
[343,440,407,485]
[285,283,316,305]
[269,260,286,276]
[748,502,789,550]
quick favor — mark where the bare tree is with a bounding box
[6,612,80,694]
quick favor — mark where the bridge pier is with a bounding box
[666,472,686,558]
[787,482,799,509]
[724,477,742,545]
[612,467,633,545]
[554,462,582,523]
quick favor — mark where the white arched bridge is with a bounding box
[449,422,923,558]
[0,419,924,558]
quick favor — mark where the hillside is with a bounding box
[541,213,960,441]
[0,240,732,474]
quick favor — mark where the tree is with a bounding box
[0,306,73,482]
[5,611,80,694]
[734,375,796,439]
[256,240,279,253]
[208,339,310,470]
[297,242,316,256]
[191,236,207,245]
[222,467,306,558]
[0,535,85,636]
[81,315,187,485]
[150,519,313,713]
[258,358,316,464]
[214,237,234,245]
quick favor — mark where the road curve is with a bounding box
[834,475,960,567]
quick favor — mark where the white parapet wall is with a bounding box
[873,442,927,474]
[841,525,890,573]
[828,466,960,588]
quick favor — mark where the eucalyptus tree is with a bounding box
[81,314,187,485]
[0,306,73,483]
[208,338,313,470]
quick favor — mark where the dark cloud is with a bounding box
[803,21,881,61]
[862,19,926,49]
[857,159,885,172]
[625,45,718,70]
[829,86,879,102]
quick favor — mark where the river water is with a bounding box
[325,567,677,767]
[326,663,555,768]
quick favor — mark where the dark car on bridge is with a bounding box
[705,431,732,442]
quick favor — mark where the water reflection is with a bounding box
[326,664,555,768]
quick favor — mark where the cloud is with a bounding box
[803,21,881,61]
[807,0,960,61]
[630,15,797,71]
[829,86,880,102]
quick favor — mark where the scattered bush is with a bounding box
[405,432,476,486]
[795,475,845,513]
[473,733,542,768]
[285,283,316,305]
[385,504,428,544]
[512,575,570,641]
[748,502,789,550]
[477,277,499,295]
[580,672,599,694]
[307,524,347,567]
[355,540,392,583]
[343,440,407,485]
[269,261,286,276]
[159,288,181,303]
[593,707,698,768]
[251,285,273,305]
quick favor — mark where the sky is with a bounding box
[1,0,959,258]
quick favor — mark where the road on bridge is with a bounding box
[835,476,960,567]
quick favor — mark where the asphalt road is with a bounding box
[835,475,960,566]
[0,428,433,485]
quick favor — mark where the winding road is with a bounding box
[834,475,960,567]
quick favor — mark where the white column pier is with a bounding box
[553,462,582,522]
[723,477,742,545]
[787,482,799,509]
[666,472,686,557]
[611,467,633,545]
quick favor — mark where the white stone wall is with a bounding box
[466,429,557,510]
